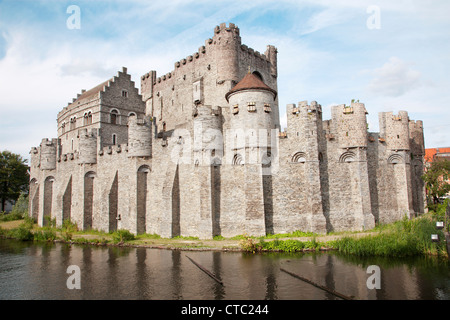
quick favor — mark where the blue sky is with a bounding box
[1,0,449,163]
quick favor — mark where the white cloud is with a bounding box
[367,57,422,97]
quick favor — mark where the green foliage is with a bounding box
[10,193,28,218]
[0,151,29,212]
[264,230,317,239]
[0,211,23,222]
[172,235,200,240]
[135,233,161,240]
[258,237,323,253]
[239,234,260,253]
[60,220,78,241]
[239,234,324,253]
[422,158,450,210]
[12,227,34,241]
[11,220,34,241]
[432,199,448,222]
[112,229,135,243]
[22,216,36,229]
[44,216,56,228]
[332,214,447,257]
[0,193,28,222]
[33,229,57,242]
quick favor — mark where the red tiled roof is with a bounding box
[425,147,450,163]
[225,72,277,101]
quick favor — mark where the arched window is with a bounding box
[110,109,119,125]
[112,134,117,145]
[83,111,93,125]
[70,117,77,130]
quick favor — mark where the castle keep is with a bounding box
[29,23,426,238]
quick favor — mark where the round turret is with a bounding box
[212,23,241,85]
[335,102,369,149]
[226,72,277,150]
[128,115,152,157]
[78,129,98,164]
[39,138,57,170]
[385,111,410,151]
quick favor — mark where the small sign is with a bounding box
[436,221,444,229]
[431,234,439,242]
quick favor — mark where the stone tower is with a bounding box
[225,71,277,165]
[127,115,152,158]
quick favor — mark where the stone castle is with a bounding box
[28,23,426,238]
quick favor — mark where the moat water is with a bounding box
[0,239,449,300]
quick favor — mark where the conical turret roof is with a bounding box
[225,72,277,102]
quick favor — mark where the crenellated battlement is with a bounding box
[214,22,240,35]
[127,115,152,158]
[329,101,369,149]
[39,138,59,170]
[140,23,275,98]
[379,111,410,151]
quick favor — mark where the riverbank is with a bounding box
[0,218,378,252]
[0,213,448,259]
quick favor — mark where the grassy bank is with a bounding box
[241,213,448,258]
[332,214,447,258]
[0,211,448,258]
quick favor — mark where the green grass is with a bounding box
[331,214,447,258]
[0,212,24,222]
[264,230,318,239]
[112,229,135,243]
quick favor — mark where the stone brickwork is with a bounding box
[28,23,426,238]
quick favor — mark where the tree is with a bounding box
[422,158,450,209]
[0,151,29,212]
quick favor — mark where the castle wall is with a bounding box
[141,23,279,140]
[28,23,426,239]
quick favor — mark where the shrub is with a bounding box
[112,229,135,243]
[12,226,34,241]
[34,229,57,242]
[239,234,261,253]
[10,193,29,218]
[0,211,23,222]
[44,216,56,228]
[17,216,35,231]
[60,220,78,241]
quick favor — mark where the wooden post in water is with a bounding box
[186,255,224,286]
[280,268,354,300]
